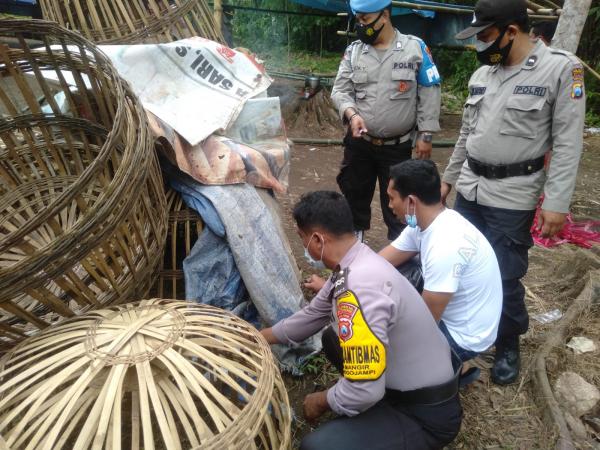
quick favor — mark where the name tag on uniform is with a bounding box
[393,62,415,70]
[513,86,547,97]
[469,86,486,96]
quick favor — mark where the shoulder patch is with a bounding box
[571,81,584,99]
[336,290,386,381]
[416,38,441,86]
[572,66,584,81]
[331,268,349,299]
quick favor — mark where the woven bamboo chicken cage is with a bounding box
[0,299,291,449]
[155,190,204,300]
[0,21,167,350]
[39,0,224,44]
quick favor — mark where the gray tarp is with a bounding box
[168,167,321,373]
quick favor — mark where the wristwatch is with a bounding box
[418,132,433,143]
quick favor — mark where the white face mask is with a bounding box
[304,233,326,269]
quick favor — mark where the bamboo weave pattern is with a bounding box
[0,299,292,449]
[39,0,224,44]
[0,21,168,350]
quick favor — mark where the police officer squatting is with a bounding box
[259,0,586,447]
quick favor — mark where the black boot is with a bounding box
[491,338,520,385]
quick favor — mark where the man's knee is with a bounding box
[300,424,338,450]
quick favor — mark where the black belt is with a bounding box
[467,154,545,179]
[361,131,412,146]
[385,354,461,406]
[385,373,459,406]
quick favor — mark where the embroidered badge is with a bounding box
[572,67,584,81]
[571,82,584,99]
[489,53,503,64]
[337,301,358,342]
[398,81,410,93]
[336,291,386,381]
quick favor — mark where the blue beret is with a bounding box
[349,0,391,14]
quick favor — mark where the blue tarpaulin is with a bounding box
[289,0,472,18]
[290,0,436,18]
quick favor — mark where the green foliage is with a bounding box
[263,50,342,73]
[231,0,347,56]
[432,48,478,100]
[585,65,600,127]
[301,353,330,376]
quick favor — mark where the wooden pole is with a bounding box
[551,0,592,53]
[214,0,223,37]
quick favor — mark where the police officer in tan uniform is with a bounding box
[331,0,441,241]
[261,191,462,449]
[442,0,586,385]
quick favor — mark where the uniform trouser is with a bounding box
[302,327,462,450]
[336,134,412,240]
[454,193,536,347]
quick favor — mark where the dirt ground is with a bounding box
[273,80,600,449]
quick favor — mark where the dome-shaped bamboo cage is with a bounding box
[38,0,224,44]
[0,299,292,449]
[154,190,204,300]
[0,21,168,351]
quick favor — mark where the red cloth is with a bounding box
[531,197,600,249]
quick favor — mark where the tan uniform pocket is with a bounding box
[390,69,416,99]
[464,95,484,130]
[352,70,369,101]
[500,95,547,139]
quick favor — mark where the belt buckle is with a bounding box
[372,137,384,146]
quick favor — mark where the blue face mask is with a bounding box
[405,200,418,229]
[304,233,326,269]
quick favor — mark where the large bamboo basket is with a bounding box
[38,0,224,44]
[0,21,168,349]
[0,299,292,449]
[155,190,204,300]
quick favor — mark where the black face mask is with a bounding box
[355,11,384,45]
[475,28,514,66]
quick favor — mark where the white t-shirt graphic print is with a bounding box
[392,209,502,352]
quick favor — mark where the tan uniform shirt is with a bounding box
[442,40,586,212]
[272,241,454,417]
[331,30,441,138]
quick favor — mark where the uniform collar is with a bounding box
[490,39,545,73]
[336,240,363,271]
[361,29,405,54]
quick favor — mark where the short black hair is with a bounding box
[505,14,530,33]
[293,191,355,235]
[531,21,557,43]
[389,159,441,205]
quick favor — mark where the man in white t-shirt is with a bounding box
[380,160,502,378]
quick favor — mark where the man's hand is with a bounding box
[440,182,452,206]
[414,140,432,160]
[538,209,567,238]
[303,390,330,425]
[349,114,368,138]
[304,274,326,293]
[260,327,280,345]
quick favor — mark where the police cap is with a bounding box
[455,0,528,40]
[349,0,391,15]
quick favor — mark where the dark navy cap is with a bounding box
[456,0,528,40]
